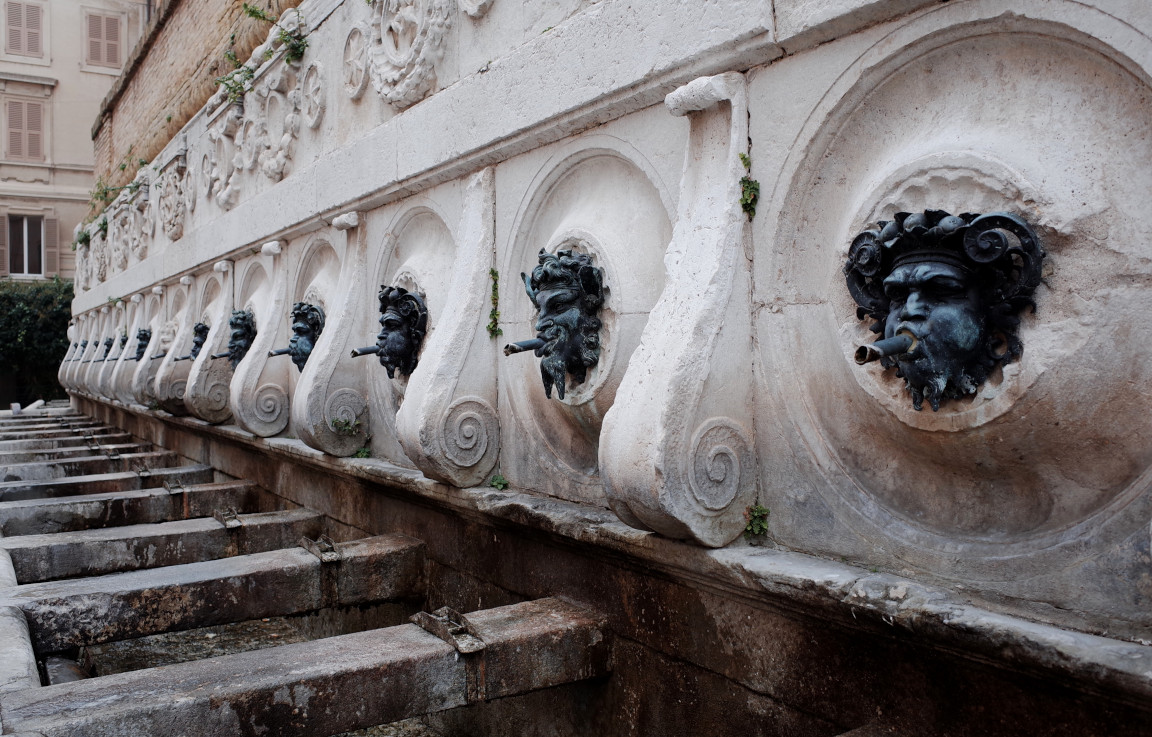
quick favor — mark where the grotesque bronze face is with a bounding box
[375,286,427,379]
[227,310,257,369]
[507,248,604,400]
[188,322,210,361]
[846,210,1044,411]
[288,303,325,372]
[132,330,151,361]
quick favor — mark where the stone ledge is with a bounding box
[71,392,1152,711]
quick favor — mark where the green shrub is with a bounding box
[0,278,73,403]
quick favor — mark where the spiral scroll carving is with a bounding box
[205,380,230,413]
[324,388,367,429]
[254,383,289,425]
[439,396,498,469]
[170,380,187,401]
[688,418,752,513]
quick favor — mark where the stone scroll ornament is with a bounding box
[845,210,1045,411]
[503,249,604,400]
[350,286,427,378]
[599,72,757,548]
[269,303,325,372]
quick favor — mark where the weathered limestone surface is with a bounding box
[55,0,1152,733]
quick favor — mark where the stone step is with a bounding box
[0,442,151,465]
[0,414,86,430]
[0,464,215,503]
[0,598,610,737]
[0,425,119,442]
[3,534,425,652]
[0,419,103,435]
[0,508,324,583]
[0,480,277,537]
[0,450,182,484]
[0,430,130,452]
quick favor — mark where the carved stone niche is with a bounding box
[154,282,194,415]
[501,143,671,507]
[366,205,456,467]
[755,4,1152,634]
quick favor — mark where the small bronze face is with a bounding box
[188,322,210,361]
[513,249,604,401]
[133,331,150,361]
[287,303,325,372]
[375,286,427,379]
[227,310,257,369]
[845,210,1044,411]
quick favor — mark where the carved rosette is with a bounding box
[368,0,453,110]
[300,61,325,129]
[343,25,371,100]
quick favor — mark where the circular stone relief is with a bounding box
[765,22,1152,572]
[343,25,370,100]
[300,61,326,128]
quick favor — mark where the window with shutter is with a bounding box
[5,97,43,161]
[85,11,121,68]
[5,1,42,58]
[6,214,42,275]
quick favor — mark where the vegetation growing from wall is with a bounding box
[0,278,73,403]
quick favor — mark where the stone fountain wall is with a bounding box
[65,0,1152,670]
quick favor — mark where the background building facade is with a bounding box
[0,0,144,279]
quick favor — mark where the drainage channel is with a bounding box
[0,410,611,736]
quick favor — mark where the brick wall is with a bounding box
[92,0,301,193]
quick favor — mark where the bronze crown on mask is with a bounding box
[845,210,1044,411]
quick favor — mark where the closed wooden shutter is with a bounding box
[6,2,41,57]
[6,99,42,161]
[103,14,119,66]
[86,12,120,68]
[0,214,8,277]
[22,2,38,55]
[43,216,56,276]
[7,99,23,159]
[24,99,40,159]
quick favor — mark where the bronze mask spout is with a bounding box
[267,347,291,358]
[209,351,231,360]
[503,338,546,357]
[350,346,379,358]
[854,331,916,365]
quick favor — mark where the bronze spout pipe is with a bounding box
[855,331,916,365]
[268,347,291,358]
[149,352,167,361]
[350,346,379,358]
[210,351,231,360]
[503,338,545,357]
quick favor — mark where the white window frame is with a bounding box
[80,6,124,75]
[7,213,44,277]
[3,94,47,163]
[2,0,48,67]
